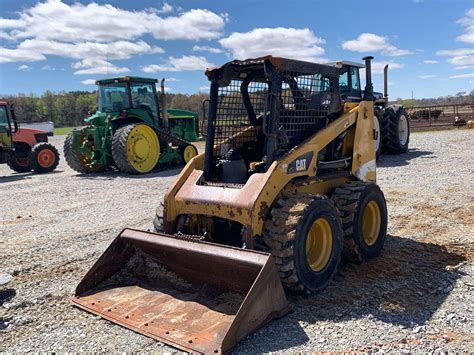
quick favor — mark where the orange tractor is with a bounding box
[0,101,59,174]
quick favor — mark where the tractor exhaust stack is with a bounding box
[160,78,168,130]
[72,229,290,354]
[384,64,389,102]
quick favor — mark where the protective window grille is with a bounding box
[277,71,333,154]
[214,79,268,154]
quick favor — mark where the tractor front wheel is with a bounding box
[29,142,60,173]
[112,123,160,174]
[263,193,343,294]
[181,144,198,164]
[7,144,32,173]
[64,133,105,174]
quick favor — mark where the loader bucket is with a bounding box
[72,228,290,354]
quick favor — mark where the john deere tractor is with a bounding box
[64,77,198,174]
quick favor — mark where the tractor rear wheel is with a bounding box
[7,143,32,173]
[374,107,382,159]
[382,106,410,154]
[112,123,160,174]
[263,193,343,294]
[181,144,198,164]
[64,133,105,173]
[29,142,60,173]
[331,181,388,262]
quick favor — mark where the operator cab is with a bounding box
[96,77,160,120]
[327,61,387,107]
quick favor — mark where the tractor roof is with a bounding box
[96,76,158,85]
[205,55,340,82]
[326,61,365,68]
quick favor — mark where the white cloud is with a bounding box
[18,64,31,71]
[219,27,326,62]
[454,65,473,70]
[437,48,474,56]
[73,59,130,75]
[81,79,96,85]
[364,61,404,75]
[142,56,214,73]
[155,2,174,14]
[342,33,412,56]
[0,47,45,63]
[199,85,210,92]
[18,39,163,61]
[165,77,179,82]
[0,0,227,69]
[437,48,474,68]
[423,60,438,64]
[418,74,436,79]
[41,64,55,71]
[192,45,224,54]
[0,0,227,43]
[450,73,474,79]
[456,8,474,43]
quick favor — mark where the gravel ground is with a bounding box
[1,129,473,352]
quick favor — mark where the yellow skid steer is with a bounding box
[73,56,388,353]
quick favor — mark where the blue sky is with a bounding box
[0,0,473,99]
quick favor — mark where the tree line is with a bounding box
[1,90,210,127]
[1,89,472,127]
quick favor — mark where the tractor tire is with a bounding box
[112,123,160,174]
[64,133,104,174]
[7,144,32,173]
[374,107,382,160]
[181,144,198,164]
[382,105,410,154]
[29,142,60,173]
[331,181,388,263]
[263,193,343,294]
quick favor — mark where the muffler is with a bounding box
[72,228,290,354]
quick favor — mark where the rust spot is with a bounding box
[258,201,270,220]
[236,207,243,216]
[228,209,236,218]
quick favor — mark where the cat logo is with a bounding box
[287,151,313,174]
[296,159,307,171]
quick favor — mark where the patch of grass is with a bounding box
[53,127,76,135]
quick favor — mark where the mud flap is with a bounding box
[72,228,290,354]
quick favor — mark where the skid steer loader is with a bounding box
[73,56,388,353]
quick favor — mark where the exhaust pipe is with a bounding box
[160,78,168,130]
[384,64,389,104]
[362,56,375,101]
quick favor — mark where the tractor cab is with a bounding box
[328,61,388,108]
[96,76,160,122]
[0,102,18,160]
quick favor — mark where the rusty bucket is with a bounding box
[72,228,290,353]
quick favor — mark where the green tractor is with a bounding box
[64,76,198,174]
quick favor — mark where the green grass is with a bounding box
[53,127,75,135]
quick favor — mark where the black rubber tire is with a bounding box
[111,123,159,174]
[64,133,104,174]
[374,107,383,160]
[29,142,60,173]
[382,105,410,154]
[331,181,388,263]
[263,193,343,294]
[7,143,32,173]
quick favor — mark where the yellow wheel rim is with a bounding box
[126,124,160,173]
[306,217,333,272]
[183,145,197,163]
[362,201,381,246]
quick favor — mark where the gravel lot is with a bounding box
[1,129,473,352]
